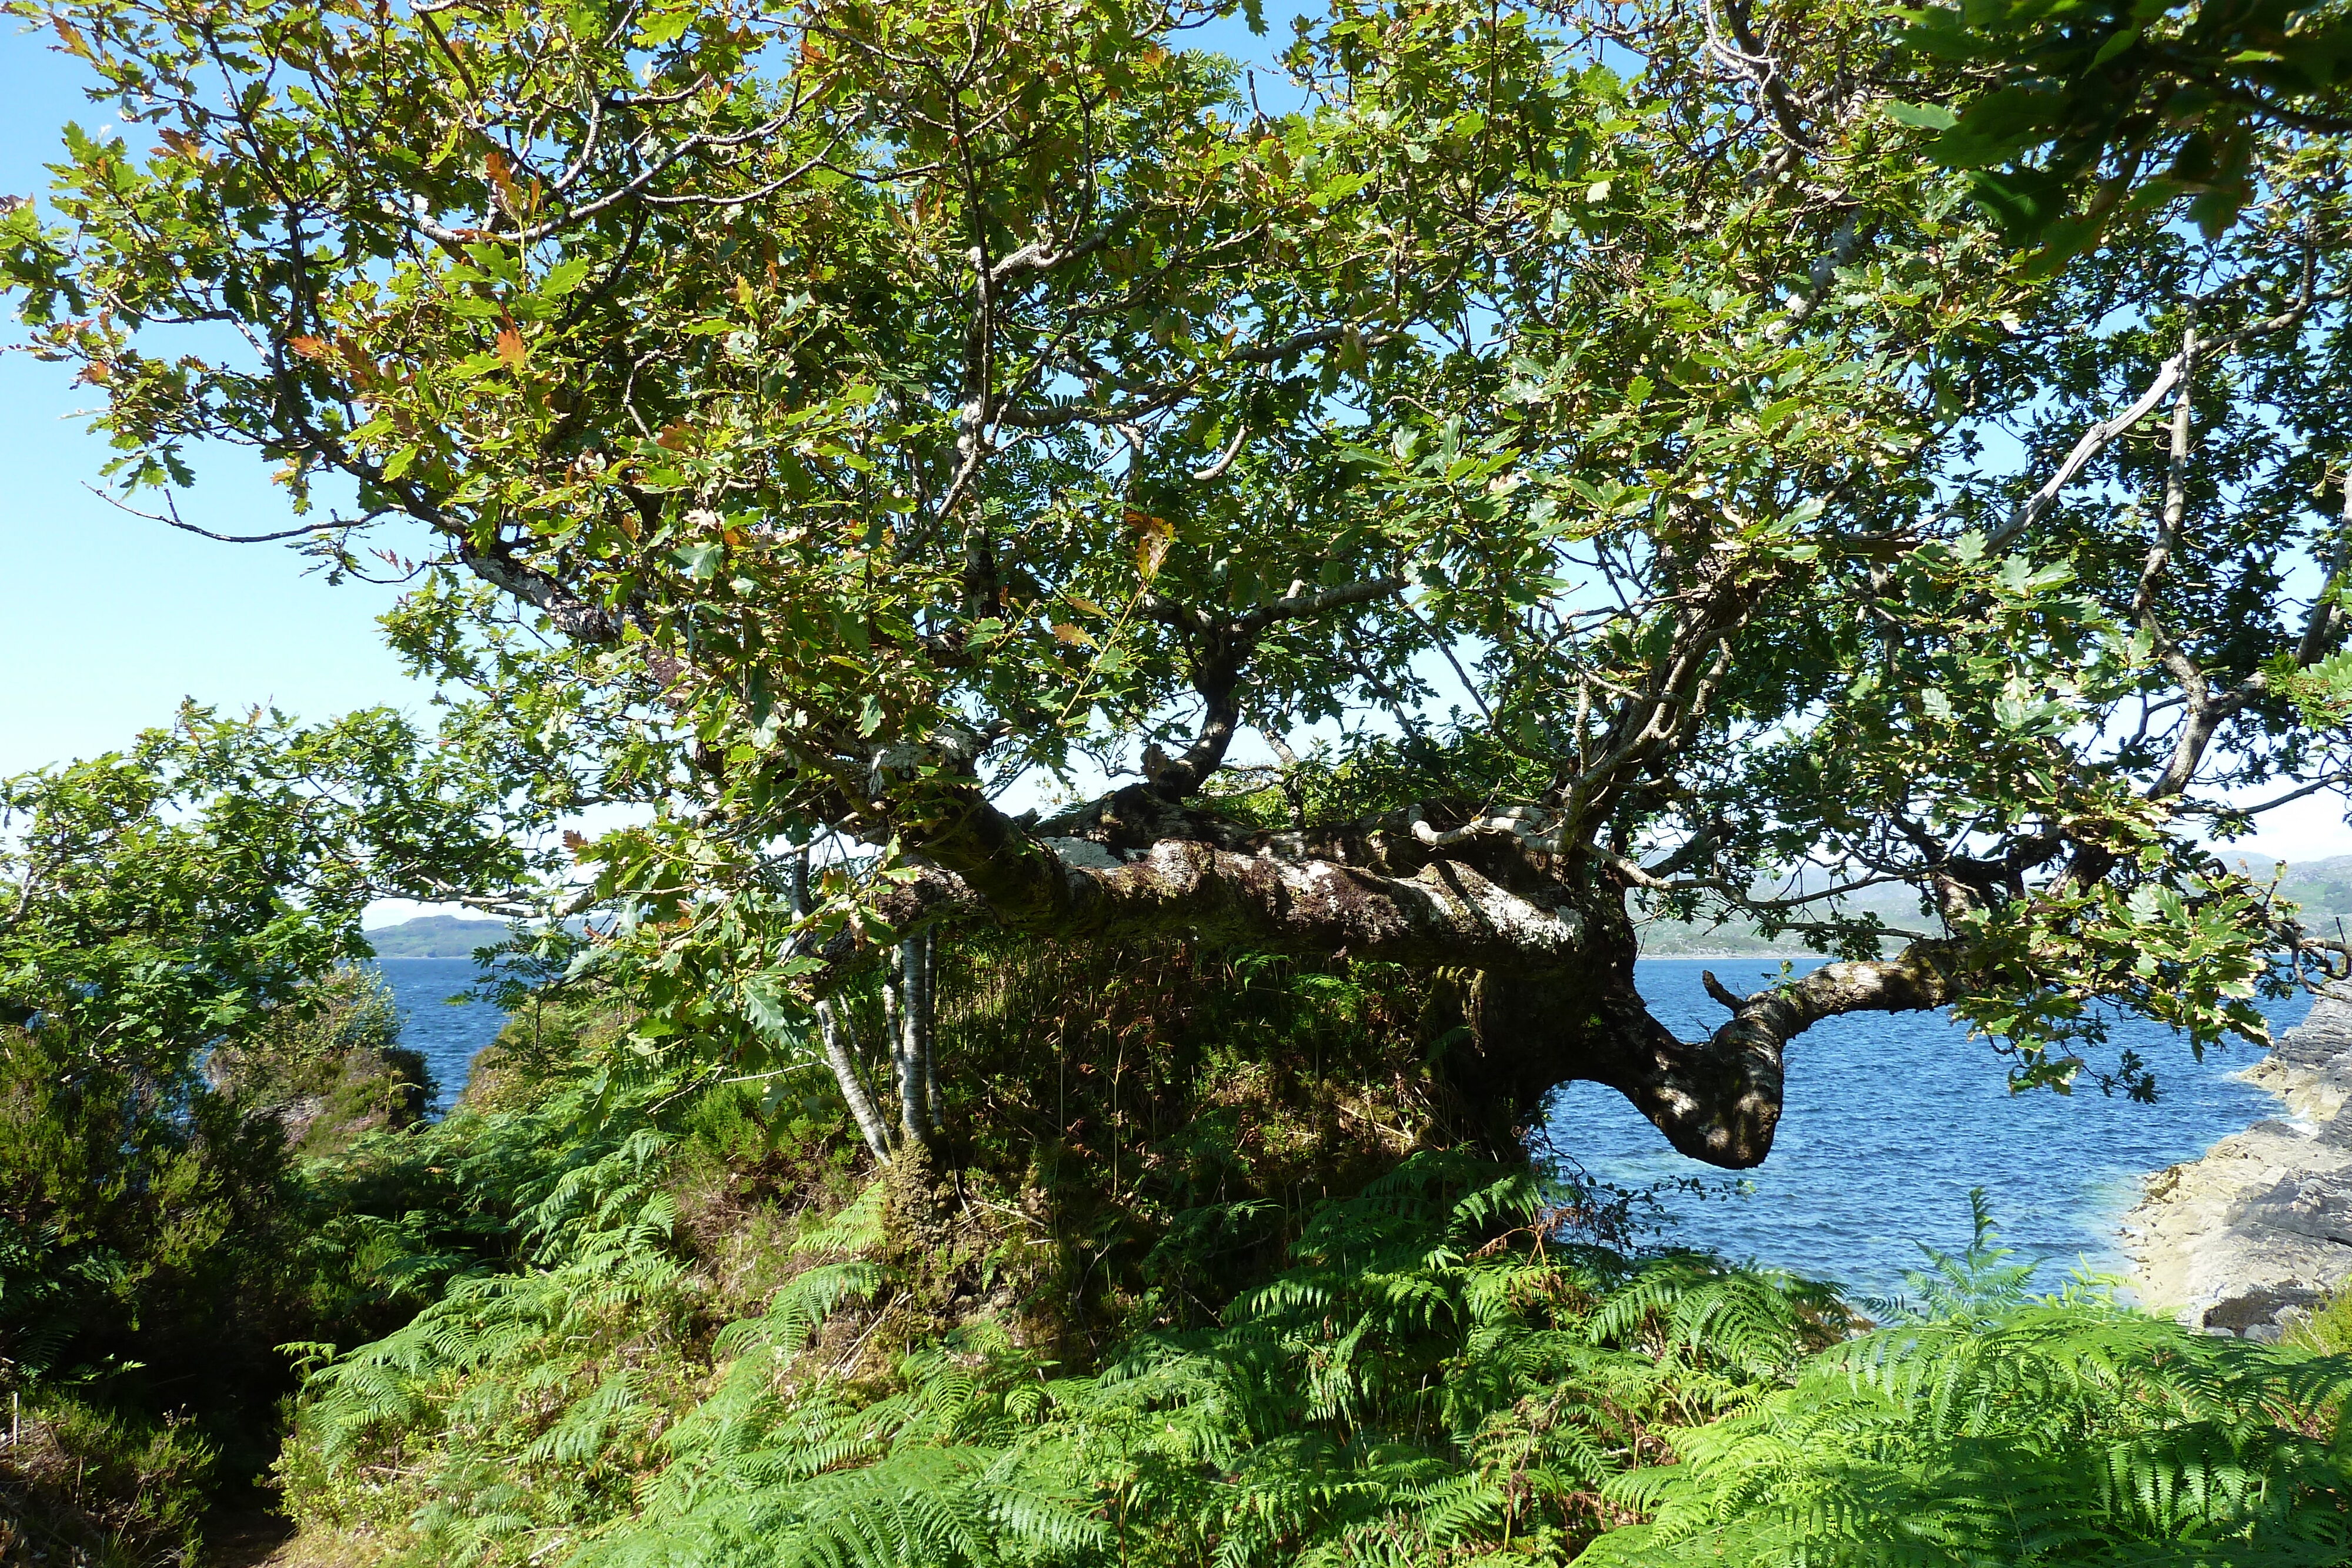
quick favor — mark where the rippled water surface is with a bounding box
[1548,957,2308,1298]
[374,957,511,1114]
[375,949,2303,1290]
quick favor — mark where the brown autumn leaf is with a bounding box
[155,127,208,163]
[495,327,527,369]
[1130,510,1174,580]
[1052,622,1095,647]
[288,335,332,362]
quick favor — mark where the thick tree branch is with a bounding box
[896,784,1595,973]
[1990,280,2343,553]
[1138,576,1408,799]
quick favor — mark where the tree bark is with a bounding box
[799,845,895,1164]
[817,998,896,1164]
[917,928,939,1135]
[883,941,931,1150]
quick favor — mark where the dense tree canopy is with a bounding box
[9,0,2352,1165]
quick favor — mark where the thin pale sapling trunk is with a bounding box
[917,928,939,1135]
[796,847,895,1163]
[884,939,931,1149]
[816,998,896,1164]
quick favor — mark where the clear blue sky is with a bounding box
[0,26,436,783]
[2,14,2342,868]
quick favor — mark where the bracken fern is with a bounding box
[286,1130,2352,1568]
[558,1152,1829,1568]
[1584,1201,2352,1567]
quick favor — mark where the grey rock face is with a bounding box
[2122,993,2352,1337]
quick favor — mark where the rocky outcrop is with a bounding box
[208,1039,433,1158]
[2121,995,2352,1339]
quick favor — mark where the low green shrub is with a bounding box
[2287,1282,2352,1358]
[0,1391,219,1567]
[580,1155,1844,1568]
[209,966,435,1159]
[0,1018,311,1450]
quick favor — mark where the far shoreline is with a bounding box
[1639,950,1813,962]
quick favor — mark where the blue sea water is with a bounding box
[372,957,512,1114]
[368,949,2300,1293]
[1549,957,2303,1299]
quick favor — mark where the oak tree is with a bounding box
[10,0,2352,1165]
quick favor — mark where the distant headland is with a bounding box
[360,914,514,959]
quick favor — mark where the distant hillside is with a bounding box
[362,915,514,958]
[1638,854,2352,957]
[363,859,2352,961]
[1636,919,1810,957]
[2269,855,2352,925]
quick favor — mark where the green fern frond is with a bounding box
[793,1179,887,1259]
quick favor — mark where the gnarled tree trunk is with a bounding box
[852,782,1964,1170]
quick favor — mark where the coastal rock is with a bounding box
[2122,995,2352,1338]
